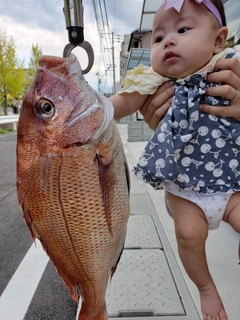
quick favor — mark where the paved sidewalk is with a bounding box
[118,123,240,320]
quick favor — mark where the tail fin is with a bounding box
[77,301,108,320]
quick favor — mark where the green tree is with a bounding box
[28,43,42,85]
[0,29,26,115]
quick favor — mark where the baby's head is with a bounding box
[151,0,228,79]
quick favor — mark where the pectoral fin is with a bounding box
[96,153,113,235]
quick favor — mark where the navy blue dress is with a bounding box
[133,49,240,195]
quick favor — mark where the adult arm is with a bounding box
[139,81,174,130]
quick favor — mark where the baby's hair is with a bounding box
[211,0,226,26]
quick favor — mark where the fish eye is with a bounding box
[37,99,55,118]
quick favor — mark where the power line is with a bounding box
[91,0,116,93]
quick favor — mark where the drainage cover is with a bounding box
[106,215,185,318]
[106,249,185,317]
[125,215,162,249]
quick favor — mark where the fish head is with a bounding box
[18,54,113,155]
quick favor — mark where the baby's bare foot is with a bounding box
[199,284,228,320]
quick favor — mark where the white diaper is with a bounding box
[163,181,232,230]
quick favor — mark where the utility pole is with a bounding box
[111,32,116,94]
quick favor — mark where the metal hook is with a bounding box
[63,41,94,74]
[63,0,94,74]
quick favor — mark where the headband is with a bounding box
[160,0,223,27]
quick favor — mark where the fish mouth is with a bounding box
[164,51,179,63]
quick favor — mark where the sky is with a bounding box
[0,0,143,93]
[0,0,240,93]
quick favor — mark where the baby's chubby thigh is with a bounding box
[166,191,209,245]
[165,181,232,230]
[223,191,240,233]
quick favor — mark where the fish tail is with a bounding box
[78,304,108,320]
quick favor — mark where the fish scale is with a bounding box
[17,55,130,319]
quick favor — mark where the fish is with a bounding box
[16,54,130,320]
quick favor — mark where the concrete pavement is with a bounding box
[118,123,240,320]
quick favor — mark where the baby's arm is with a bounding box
[110,91,149,120]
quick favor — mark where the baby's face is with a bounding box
[151,0,221,78]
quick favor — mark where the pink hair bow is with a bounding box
[160,0,223,27]
[163,0,203,12]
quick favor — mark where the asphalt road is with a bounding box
[0,132,78,320]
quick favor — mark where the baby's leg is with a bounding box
[167,192,228,320]
[223,191,240,263]
[223,191,240,233]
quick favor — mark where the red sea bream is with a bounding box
[16,55,130,320]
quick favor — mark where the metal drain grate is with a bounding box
[106,249,185,317]
[106,214,185,318]
[125,215,162,249]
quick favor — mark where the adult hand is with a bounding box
[140,81,174,130]
[201,58,240,121]
[141,58,240,130]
